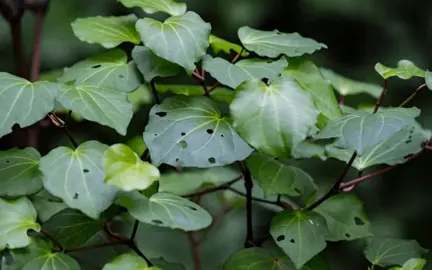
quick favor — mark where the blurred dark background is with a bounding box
[1,0,432,269]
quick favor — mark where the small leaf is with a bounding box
[315,107,420,154]
[0,147,43,197]
[143,96,253,168]
[104,144,160,191]
[56,83,133,135]
[136,11,211,74]
[230,76,319,157]
[39,141,119,219]
[71,14,140,48]
[270,210,328,269]
[364,237,427,268]
[59,49,141,93]
[426,70,432,90]
[117,191,212,231]
[118,0,186,16]
[375,60,425,80]
[156,84,233,104]
[0,72,58,138]
[224,247,291,269]
[238,26,327,58]
[246,152,317,198]
[390,258,427,270]
[209,34,248,56]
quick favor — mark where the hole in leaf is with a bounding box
[118,74,125,79]
[73,193,79,199]
[354,217,365,225]
[405,140,412,144]
[154,133,157,136]
[276,235,285,242]
[83,169,89,173]
[181,132,186,136]
[187,206,197,211]
[262,78,269,85]
[179,140,188,149]
[155,112,167,117]
[5,160,10,163]
[91,64,101,69]
[290,239,295,243]
[175,158,180,162]
[152,220,163,224]
[206,129,214,134]
[208,157,216,164]
[294,188,301,194]
[221,134,224,137]
[345,233,351,238]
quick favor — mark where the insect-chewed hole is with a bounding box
[5,160,10,163]
[91,64,101,69]
[220,134,224,137]
[179,140,188,149]
[208,157,216,164]
[73,193,79,199]
[354,217,365,226]
[294,188,301,194]
[345,233,351,238]
[175,158,180,162]
[276,235,285,242]
[118,74,125,79]
[152,220,163,224]
[181,132,186,136]
[290,239,295,243]
[155,111,167,117]
[83,169,89,173]
[206,129,214,134]
[187,206,197,211]
[405,140,412,144]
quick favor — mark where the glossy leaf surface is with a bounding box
[375,60,425,80]
[118,0,186,16]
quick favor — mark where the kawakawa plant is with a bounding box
[1,0,432,269]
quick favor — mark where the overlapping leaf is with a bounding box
[238,26,327,58]
[0,72,58,138]
[103,253,159,270]
[71,14,140,48]
[209,34,248,56]
[375,60,425,80]
[292,141,326,160]
[30,190,67,223]
[39,141,119,219]
[136,12,211,74]
[156,84,233,104]
[230,76,319,157]
[143,96,253,168]
[426,70,432,90]
[118,0,186,16]
[224,248,292,270]
[390,258,427,270]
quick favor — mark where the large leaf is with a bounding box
[156,84,233,104]
[56,83,133,135]
[224,247,292,270]
[238,26,327,58]
[270,211,328,269]
[375,60,425,80]
[104,144,160,191]
[0,72,58,138]
[143,96,253,168]
[245,152,317,198]
[132,46,182,83]
[315,107,420,154]
[209,34,248,56]
[117,191,212,231]
[39,141,119,219]
[71,14,140,48]
[0,147,43,197]
[426,70,432,90]
[59,49,141,93]
[390,258,427,270]
[103,253,159,270]
[0,198,40,250]
[203,55,288,88]
[364,237,427,268]
[136,11,211,74]
[118,0,186,16]
[230,76,319,157]
[314,193,371,241]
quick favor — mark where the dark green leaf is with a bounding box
[375,60,425,80]
[209,34,248,56]
[224,247,292,270]
[390,258,427,270]
[118,0,186,16]
[156,84,233,104]
[426,70,432,90]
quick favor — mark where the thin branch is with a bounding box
[128,242,153,266]
[47,112,78,148]
[10,20,27,78]
[226,187,290,209]
[182,175,243,198]
[130,220,140,240]
[339,166,395,190]
[192,70,205,81]
[426,146,432,151]
[65,241,125,253]
[30,9,46,82]
[244,165,254,248]
[231,48,245,64]
[40,230,64,251]
[150,80,161,104]
[339,94,345,105]
[188,233,201,270]
[399,84,427,107]
[373,79,388,114]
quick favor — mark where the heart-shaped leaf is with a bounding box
[426,70,432,90]
[209,34,248,56]
[238,26,327,58]
[143,96,253,168]
[156,84,233,104]
[136,11,211,74]
[71,14,141,48]
[375,60,425,80]
[39,141,119,219]
[224,247,292,270]
[103,253,159,270]
[0,72,58,138]
[230,76,319,157]
[118,0,186,16]
[390,258,427,270]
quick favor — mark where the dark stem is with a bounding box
[339,94,345,105]
[40,230,64,251]
[227,187,290,209]
[182,175,243,198]
[231,48,245,64]
[64,125,78,148]
[127,242,153,266]
[10,20,26,78]
[244,166,254,248]
[30,10,46,82]
[188,233,202,270]
[150,80,161,104]
[65,241,125,253]
[340,166,395,189]
[130,220,140,240]
[373,79,388,114]
[399,84,427,107]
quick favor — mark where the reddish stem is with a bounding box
[188,233,201,270]
[30,10,45,82]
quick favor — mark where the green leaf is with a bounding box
[118,0,186,16]
[292,141,326,160]
[224,247,292,269]
[364,237,427,268]
[71,14,140,48]
[126,136,147,156]
[320,68,383,98]
[128,84,154,112]
[315,107,420,154]
[103,253,160,270]
[0,73,58,138]
[270,211,328,269]
[313,193,371,241]
[0,198,40,250]
[203,55,288,88]
[209,34,248,56]
[156,84,233,104]
[59,49,141,93]
[375,60,425,80]
[230,76,319,157]
[56,83,133,135]
[30,190,67,223]
[143,96,253,168]
[117,191,212,231]
[104,144,160,191]
[426,70,432,90]
[245,152,317,198]
[136,11,211,74]
[390,258,427,270]
[39,141,119,219]
[0,147,43,197]
[238,26,327,58]
[151,259,185,270]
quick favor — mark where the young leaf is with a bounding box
[132,46,182,83]
[426,70,432,90]
[143,96,253,168]
[315,107,420,154]
[71,14,140,48]
[59,49,141,93]
[39,141,119,219]
[118,0,186,16]
[103,253,160,270]
[375,60,425,80]
[209,34,248,56]
[238,26,327,58]
[230,76,319,157]
[390,258,427,270]
[224,247,291,269]
[203,55,288,88]
[56,83,133,135]
[364,237,427,268]
[104,144,160,191]
[117,191,212,231]
[136,11,211,74]
[0,72,58,138]
[0,147,43,197]
[156,84,233,104]
[245,152,317,198]
[42,208,103,248]
[0,198,40,250]
[270,211,328,269]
